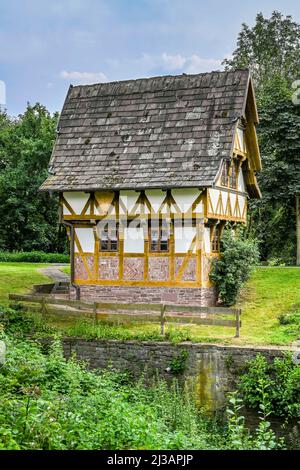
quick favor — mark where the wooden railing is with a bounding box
[8,293,242,338]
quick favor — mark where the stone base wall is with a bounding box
[54,338,292,412]
[70,284,218,306]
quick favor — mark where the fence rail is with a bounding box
[8,293,242,337]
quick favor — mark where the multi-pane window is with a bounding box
[149,220,169,252]
[230,160,238,189]
[221,160,230,187]
[221,159,239,189]
[211,225,221,253]
[99,223,118,252]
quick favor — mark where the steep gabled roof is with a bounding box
[40,69,258,192]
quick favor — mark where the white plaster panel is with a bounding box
[194,200,204,214]
[237,128,247,152]
[238,195,246,216]
[119,190,139,214]
[221,191,228,215]
[238,170,246,192]
[124,227,144,253]
[75,228,94,253]
[174,226,196,253]
[209,189,219,213]
[145,189,166,213]
[204,227,211,254]
[230,193,236,213]
[63,192,89,215]
[171,188,201,213]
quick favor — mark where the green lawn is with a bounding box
[60,265,70,275]
[0,262,50,305]
[1,262,300,346]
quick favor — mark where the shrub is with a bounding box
[210,228,259,306]
[0,337,222,450]
[278,305,300,326]
[0,251,69,263]
[238,353,300,419]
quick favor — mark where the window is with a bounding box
[149,220,169,252]
[221,160,239,189]
[221,160,230,187]
[99,223,118,252]
[211,225,221,253]
[230,160,238,189]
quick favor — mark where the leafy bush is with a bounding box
[226,391,284,450]
[238,353,300,419]
[210,229,259,306]
[0,336,287,450]
[0,251,69,263]
[278,305,300,326]
[0,338,223,450]
[169,350,189,374]
[0,305,54,337]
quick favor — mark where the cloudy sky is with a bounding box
[1,0,300,115]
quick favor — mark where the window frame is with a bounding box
[149,219,170,253]
[99,223,119,253]
[210,225,221,253]
[221,159,239,190]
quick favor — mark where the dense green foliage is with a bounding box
[0,307,294,450]
[0,332,286,450]
[225,11,300,264]
[0,251,69,263]
[248,77,300,264]
[0,104,66,253]
[239,353,300,419]
[210,229,259,306]
[223,11,300,91]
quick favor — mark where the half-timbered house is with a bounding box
[40,69,261,306]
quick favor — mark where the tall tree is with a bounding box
[224,11,300,264]
[223,11,300,91]
[0,104,66,252]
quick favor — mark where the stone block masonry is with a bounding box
[56,338,292,412]
[70,285,217,306]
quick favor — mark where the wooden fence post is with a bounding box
[160,304,166,336]
[235,309,241,338]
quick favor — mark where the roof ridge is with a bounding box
[70,68,250,90]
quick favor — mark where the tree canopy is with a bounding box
[0,104,66,252]
[225,11,300,264]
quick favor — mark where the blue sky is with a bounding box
[1,0,300,115]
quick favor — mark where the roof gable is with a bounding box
[40,69,254,192]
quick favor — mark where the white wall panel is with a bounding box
[124,227,144,253]
[75,228,94,253]
[171,188,201,213]
[174,226,196,253]
[145,189,166,213]
[209,189,219,213]
[63,192,89,215]
[119,190,139,214]
[230,193,236,213]
[238,170,246,192]
[238,195,246,216]
[194,200,204,214]
[203,227,211,254]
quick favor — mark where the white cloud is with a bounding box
[131,52,222,75]
[183,55,222,74]
[60,70,108,84]
[160,53,186,70]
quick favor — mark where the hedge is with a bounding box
[0,251,69,263]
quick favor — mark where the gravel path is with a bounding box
[38,264,70,283]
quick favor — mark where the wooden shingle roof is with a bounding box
[40,69,253,192]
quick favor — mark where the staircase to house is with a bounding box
[51,281,70,296]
